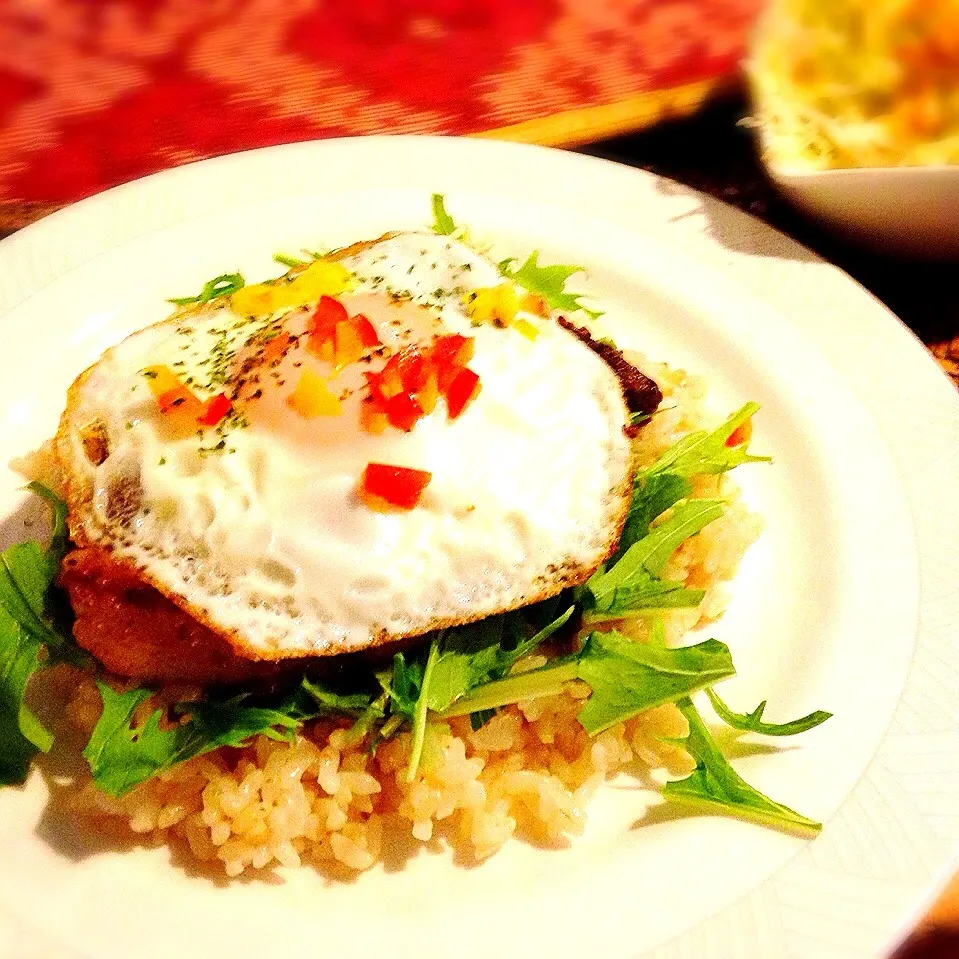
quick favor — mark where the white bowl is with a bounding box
[766,162,959,259]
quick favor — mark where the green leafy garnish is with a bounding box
[576,632,735,735]
[664,697,822,837]
[0,485,85,786]
[584,498,725,620]
[420,620,508,717]
[394,603,575,778]
[81,670,388,797]
[612,473,692,565]
[406,634,442,781]
[31,482,70,575]
[83,682,309,797]
[705,687,832,737]
[579,403,772,622]
[439,631,734,736]
[386,649,426,721]
[168,272,245,306]
[424,606,574,715]
[498,605,575,676]
[82,686,179,796]
[0,606,51,783]
[431,193,457,235]
[499,251,601,319]
[85,600,670,794]
[643,402,770,479]
[273,252,309,268]
[585,580,706,623]
[345,693,389,746]
[300,676,376,718]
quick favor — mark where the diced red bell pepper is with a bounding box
[158,385,207,419]
[307,296,349,359]
[146,363,233,427]
[374,354,405,399]
[351,313,380,347]
[431,334,473,369]
[725,419,753,448]
[384,391,424,432]
[333,320,364,366]
[445,367,481,419]
[363,370,386,406]
[310,295,348,338]
[262,330,296,367]
[417,368,439,414]
[155,387,181,415]
[197,392,233,427]
[396,346,428,393]
[157,386,201,417]
[360,334,481,434]
[360,463,432,510]
[431,335,475,391]
[308,299,380,367]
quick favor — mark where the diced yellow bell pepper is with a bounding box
[287,370,342,418]
[141,364,183,398]
[231,261,353,317]
[360,402,388,435]
[512,318,539,341]
[463,282,520,327]
[288,260,353,302]
[268,283,304,311]
[141,364,205,424]
[231,283,280,317]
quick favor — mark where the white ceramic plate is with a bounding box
[0,137,956,959]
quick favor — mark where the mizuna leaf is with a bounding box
[499,251,600,318]
[705,687,832,737]
[431,193,457,235]
[663,697,822,837]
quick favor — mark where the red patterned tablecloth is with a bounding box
[0,0,761,228]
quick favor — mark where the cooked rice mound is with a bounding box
[65,356,764,877]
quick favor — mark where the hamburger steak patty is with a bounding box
[556,317,663,427]
[59,548,300,685]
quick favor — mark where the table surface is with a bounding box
[0,84,955,958]
[579,86,959,959]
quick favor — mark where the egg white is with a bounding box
[57,232,632,659]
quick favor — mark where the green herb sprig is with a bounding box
[431,193,457,235]
[168,272,245,306]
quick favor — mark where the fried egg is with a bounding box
[56,232,632,660]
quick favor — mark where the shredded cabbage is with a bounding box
[750,0,959,170]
